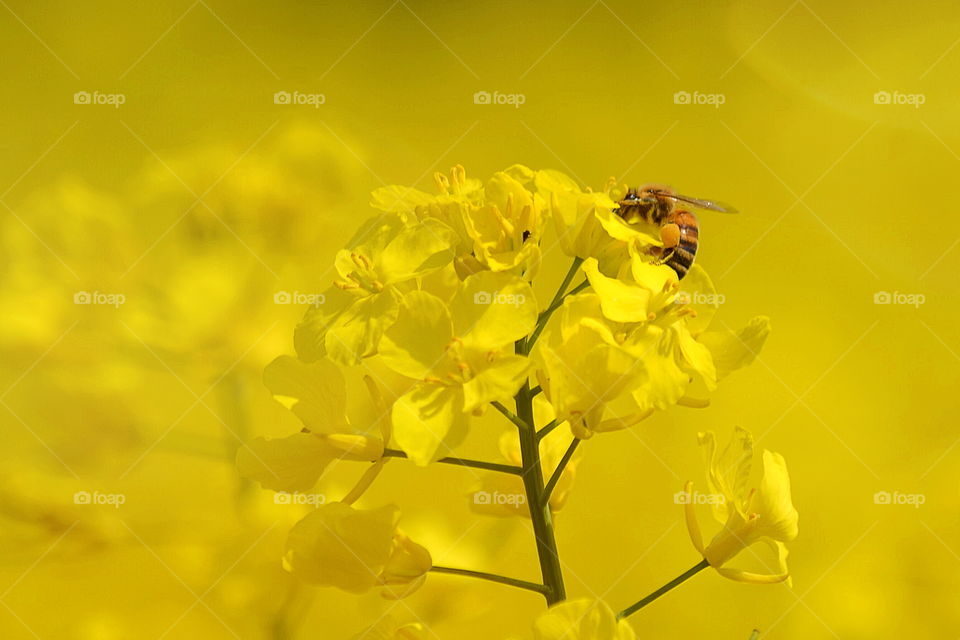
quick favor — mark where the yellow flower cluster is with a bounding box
[238,165,795,637]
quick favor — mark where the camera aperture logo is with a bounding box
[73,91,126,108]
[274,491,327,506]
[74,291,126,308]
[74,490,126,508]
[473,90,526,108]
[873,290,925,308]
[473,290,526,308]
[273,90,326,108]
[873,90,925,108]
[473,490,526,506]
[274,290,325,307]
[873,490,925,508]
[673,90,725,108]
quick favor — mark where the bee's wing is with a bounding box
[662,192,739,213]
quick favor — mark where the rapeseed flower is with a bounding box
[683,427,799,584]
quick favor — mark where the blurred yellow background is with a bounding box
[2,0,958,637]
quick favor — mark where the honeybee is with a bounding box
[616,184,738,279]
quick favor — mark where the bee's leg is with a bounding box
[656,223,681,264]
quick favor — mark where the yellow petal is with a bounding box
[325,289,402,365]
[714,566,789,584]
[677,264,719,335]
[263,356,349,433]
[391,384,469,466]
[379,291,453,380]
[675,322,717,389]
[236,434,334,493]
[533,599,636,640]
[293,285,356,362]
[626,326,691,411]
[683,481,705,555]
[582,258,652,323]
[698,316,771,379]
[750,450,799,542]
[698,427,754,523]
[450,271,537,348]
[486,170,533,216]
[461,354,531,411]
[381,531,432,594]
[377,218,458,284]
[283,503,399,593]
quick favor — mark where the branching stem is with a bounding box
[382,448,522,475]
[541,438,580,507]
[617,559,710,619]
[430,566,549,595]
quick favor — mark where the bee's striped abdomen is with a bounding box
[663,210,699,279]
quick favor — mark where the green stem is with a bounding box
[527,278,591,351]
[525,258,585,351]
[430,565,548,595]
[541,438,580,507]
[382,448,522,475]
[536,418,560,441]
[617,559,710,619]
[491,401,531,431]
[515,379,566,604]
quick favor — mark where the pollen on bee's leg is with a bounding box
[660,223,681,248]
